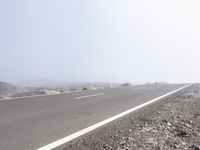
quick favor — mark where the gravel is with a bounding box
[56,84,200,150]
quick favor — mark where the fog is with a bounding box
[1,0,200,84]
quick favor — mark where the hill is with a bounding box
[0,81,18,95]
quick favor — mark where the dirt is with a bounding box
[56,84,200,150]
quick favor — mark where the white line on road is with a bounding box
[134,87,146,90]
[74,93,105,100]
[37,84,193,150]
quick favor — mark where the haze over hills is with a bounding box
[0,81,18,96]
[13,80,119,88]
[0,79,171,100]
[0,80,121,100]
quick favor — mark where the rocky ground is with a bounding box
[57,84,200,150]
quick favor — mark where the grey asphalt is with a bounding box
[0,84,187,150]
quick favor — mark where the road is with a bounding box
[0,84,188,150]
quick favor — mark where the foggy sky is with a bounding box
[1,0,200,83]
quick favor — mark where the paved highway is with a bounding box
[0,84,188,150]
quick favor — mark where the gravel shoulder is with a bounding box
[56,84,200,150]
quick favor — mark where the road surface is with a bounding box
[0,84,188,150]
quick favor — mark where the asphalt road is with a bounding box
[0,84,187,150]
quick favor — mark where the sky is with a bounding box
[0,0,200,84]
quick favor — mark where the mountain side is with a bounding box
[0,81,18,95]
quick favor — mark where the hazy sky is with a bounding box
[1,0,200,83]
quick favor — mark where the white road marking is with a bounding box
[74,93,105,100]
[37,84,192,150]
[134,87,146,90]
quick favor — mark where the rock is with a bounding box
[190,145,200,150]
[103,144,113,149]
[162,119,168,123]
[185,123,192,128]
[126,137,133,141]
[119,140,126,146]
[176,129,189,137]
[180,141,186,145]
[167,122,172,126]
[146,137,155,144]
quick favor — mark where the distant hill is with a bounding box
[0,81,121,100]
[0,81,18,96]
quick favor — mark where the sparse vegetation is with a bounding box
[0,81,120,100]
[82,86,97,91]
[121,82,132,87]
[43,90,61,95]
